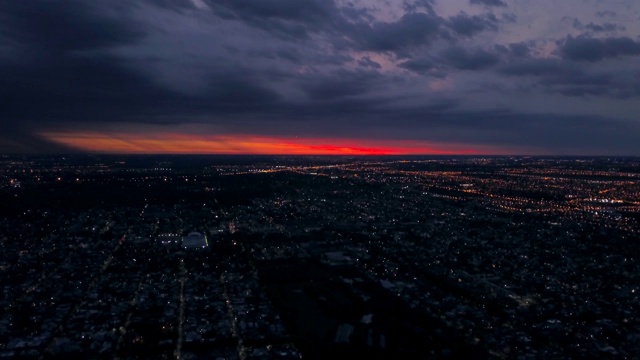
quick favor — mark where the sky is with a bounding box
[1,0,640,155]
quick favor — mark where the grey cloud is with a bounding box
[0,53,188,123]
[267,47,351,66]
[557,36,640,62]
[275,48,302,64]
[1,0,638,155]
[402,0,436,14]
[0,0,210,149]
[270,48,352,66]
[441,111,634,152]
[0,0,288,126]
[324,105,638,155]
[539,70,613,97]
[570,18,625,33]
[147,0,197,11]
[500,58,640,98]
[502,13,517,23]
[300,69,382,100]
[335,106,640,154]
[358,56,382,69]
[507,42,531,57]
[494,42,531,59]
[0,127,77,154]
[398,58,434,73]
[208,0,342,39]
[208,1,492,59]
[208,1,446,57]
[210,0,336,24]
[341,5,375,23]
[447,12,499,38]
[566,17,583,29]
[501,58,567,77]
[0,51,288,132]
[201,75,283,112]
[470,0,507,7]
[313,53,354,66]
[442,47,500,70]
[401,43,506,76]
[354,12,442,54]
[596,11,616,18]
[0,1,145,53]
[0,1,176,151]
[584,22,625,33]
[352,9,500,56]
[451,112,639,153]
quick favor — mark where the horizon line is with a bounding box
[3,152,639,157]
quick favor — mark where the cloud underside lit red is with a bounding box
[40,132,500,155]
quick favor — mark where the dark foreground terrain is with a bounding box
[1,155,639,359]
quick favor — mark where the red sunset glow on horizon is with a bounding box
[40,131,508,155]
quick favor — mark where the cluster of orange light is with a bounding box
[41,131,495,155]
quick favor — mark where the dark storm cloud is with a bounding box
[596,11,616,18]
[208,0,341,39]
[442,47,500,70]
[557,36,640,62]
[0,52,189,122]
[493,42,532,62]
[0,0,286,132]
[252,46,352,66]
[570,18,625,33]
[427,108,633,149]
[435,111,640,153]
[0,0,638,155]
[0,125,81,154]
[201,75,284,112]
[506,42,531,57]
[500,58,640,98]
[447,12,499,38]
[274,48,303,64]
[501,58,567,77]
[584,22,625,33]
[357,56,382,69]
[398,58,435,73]
[204,0,478,59]
[211,0,335,23]
[316,104,640,154]
[562,16,583,30]
[0,0,164,151]
[340,5,375,23]
[354,12,442,54]
[0,1,144,53]
[204,0,498,57]
[347,9,502,57]
[0,1,170,124]
[300,69,382,101]
[501,13,517,23]
[146,0,197,11]
[402,0,436,14]
[470,0,507,7]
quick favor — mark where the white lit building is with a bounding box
[182,231,208,249]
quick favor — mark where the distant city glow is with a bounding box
[40,131,507,155]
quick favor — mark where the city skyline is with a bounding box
[1,0,640,155]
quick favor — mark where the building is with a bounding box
[182,232,208,249]
[158,233,182,246]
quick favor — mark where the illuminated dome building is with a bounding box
[182,231,208,249]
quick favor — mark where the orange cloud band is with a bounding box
[40,131,494,155]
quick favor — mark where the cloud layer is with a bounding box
[1,0,639,154]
